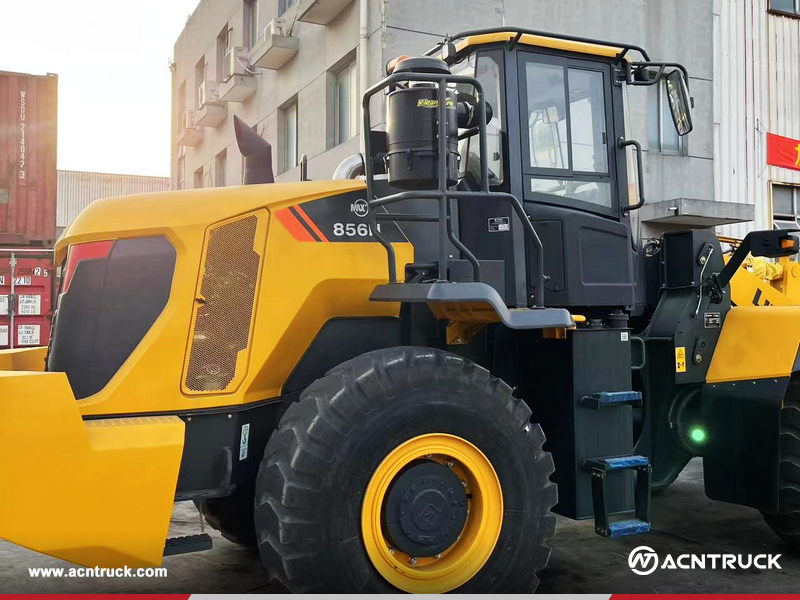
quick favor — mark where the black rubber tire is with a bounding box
[195,483,258,549]
[763,382,800,548]
[254,346,557,593]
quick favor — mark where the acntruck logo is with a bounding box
[629,546,659,575]
[628,546,782,575]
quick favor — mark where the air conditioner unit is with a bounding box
[198,80,219,107]
[264,18,285,37]
[224,46,249,81]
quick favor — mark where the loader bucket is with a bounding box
[0,347,184,568]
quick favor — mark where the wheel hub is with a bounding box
[383,460,468,557]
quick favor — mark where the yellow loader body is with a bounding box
[0,181,411,568]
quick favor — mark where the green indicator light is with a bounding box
[689,427,707,444]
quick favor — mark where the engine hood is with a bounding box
[55,180,366,264]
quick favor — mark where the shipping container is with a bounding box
[57,170,170,235]
[0,248,55,349]
[0,70,58,247]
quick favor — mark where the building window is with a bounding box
[246,0,260,47]
[215,150,227,187]
[770,0,800,16]
[194,167,204,189]
[217,26,232,82]
[773,184,800,227]
[648,78,682,154]
[279,0,297,15]
[177,156,186,190]
[283,102,298,172]
[335,59,358,145]
[178,81,186,121]
[195,57,207,108]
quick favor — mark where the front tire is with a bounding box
[254,347,557,593]
[763,383,800,547]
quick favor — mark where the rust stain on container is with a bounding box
[0,70,58,247]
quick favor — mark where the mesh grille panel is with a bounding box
[185,215,260,392]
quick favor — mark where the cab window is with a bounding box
[519,53,615,214]
[453,49,505,188]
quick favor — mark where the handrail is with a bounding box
[361,69,547,305]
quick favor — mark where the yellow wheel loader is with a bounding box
[2,28,800,593]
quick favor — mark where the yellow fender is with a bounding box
[0,350,184,568]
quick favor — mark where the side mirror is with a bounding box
[666,70,693,136]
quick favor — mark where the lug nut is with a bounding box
[388,547,395,555]
[445,460,454,468]
[408,556,418,565]
[435,553,442,559]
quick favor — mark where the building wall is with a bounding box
[57,170,170,236]
[714,0,800,237]
[171,0,715,216]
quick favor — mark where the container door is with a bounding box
[0,253,54,349]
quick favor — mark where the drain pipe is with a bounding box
[359,0,369,152]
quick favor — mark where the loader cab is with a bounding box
[445,34,692,315]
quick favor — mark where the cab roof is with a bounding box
[429,27,651,63]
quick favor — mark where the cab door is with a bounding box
[515,50,635,310]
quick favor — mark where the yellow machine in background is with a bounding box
[721,235,800,307]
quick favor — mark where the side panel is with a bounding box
[706,306,800,383]
[702,305,800,512]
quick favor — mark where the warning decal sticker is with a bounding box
[675,346,687,373]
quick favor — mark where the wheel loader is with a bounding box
[1,27,799,593]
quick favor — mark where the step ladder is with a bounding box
[582,389,651,538]
[163,533,213,557]
[585,454,651,538]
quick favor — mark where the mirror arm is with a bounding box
[624,61,690,90]
[618,138,645,214]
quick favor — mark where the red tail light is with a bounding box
[61,240,114,293]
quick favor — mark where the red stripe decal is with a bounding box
[293,205,329,243]
[275,208,314,242]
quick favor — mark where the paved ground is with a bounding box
[1,459,798,593]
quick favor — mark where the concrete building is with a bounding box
[57,170,170,238]
[170,0,800,237]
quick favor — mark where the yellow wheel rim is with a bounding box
[361,433,503,593]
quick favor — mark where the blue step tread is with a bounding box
[588,455,650,471]
[607,519,651,538]
[584,391,643,408]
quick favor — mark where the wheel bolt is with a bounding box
[435,553,442,559]
[388,547,395,555]
[409,556,418,565]
[445,460,454,468]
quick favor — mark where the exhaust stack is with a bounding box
[234,115,274,185]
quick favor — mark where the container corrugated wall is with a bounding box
[714,1,800,238]
[57,170,171,230]
[0,71,58,247]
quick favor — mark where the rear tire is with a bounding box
[763,384,800,547]
[195,483,257,549]
[254,347,557,593]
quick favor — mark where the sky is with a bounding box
[0,0,200,177]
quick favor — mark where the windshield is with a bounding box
[452,49,505,187]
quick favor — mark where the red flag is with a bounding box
[767,132,800,171]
